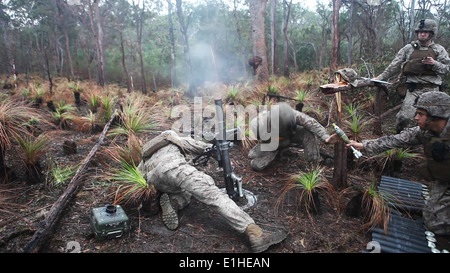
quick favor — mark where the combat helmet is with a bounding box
[335,68,358,87]
[414,91,450,119]
[415,19,438,36]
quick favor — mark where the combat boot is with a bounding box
[160,193,179,230]
[245,223,287,253]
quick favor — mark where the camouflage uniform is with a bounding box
[377,20,450,132]
[138,130,255,233]
[361,92,450,235]
[248,102,330,171]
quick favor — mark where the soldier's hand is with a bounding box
[422,57,436,66]
[325,134,341,144]
[345,140,364,151]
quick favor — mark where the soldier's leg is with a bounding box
[154,163,254,233]
[180,168,255,233]
[248,143,279,171]
[291,126,321,163]
[395,89,424,132]
[158,162,287,252]
[423,181,450,236]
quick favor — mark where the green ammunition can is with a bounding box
[90,204,129,240]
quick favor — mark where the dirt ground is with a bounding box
[0,86,438,256]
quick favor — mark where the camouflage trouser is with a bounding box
[396,87,439,132]
[139,145,255,233]
[423,180,450,236]
[248,126,321,171]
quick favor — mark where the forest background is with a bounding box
[1,0,449,95]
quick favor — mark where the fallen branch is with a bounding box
[24,110,118,253]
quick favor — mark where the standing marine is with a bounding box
[375,19,450,133]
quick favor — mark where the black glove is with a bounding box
[430,141,449,162]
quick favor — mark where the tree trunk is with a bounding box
[249,0,269,83]
[282,0,292,77]
[167,0,177,88]
[408,0,415,43]
[56,0,75,81]
[134,0,147,94]
[232,0,249,79]
[347,0,354,66]
[88,0,106,87]
[176,0,196,96]
[270,0,278,75]
[119,31,132,93]
[330,0,341,72]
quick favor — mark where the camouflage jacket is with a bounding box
[378,41,450,85]
[294,110,330,142]
[363,122,450,182]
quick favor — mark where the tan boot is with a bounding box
[160,193,179,230]
[245,224,287,253]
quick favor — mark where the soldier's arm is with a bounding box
[432,45,450,75]
[378,45,410,81]
[179,136,213,155]
[360,126,423,156]
[294,111,330,142]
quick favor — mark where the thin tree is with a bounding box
[249,0,269,83]
[56,0,75,81]
[132,0,147,94]
[167,0,177,88]
[282,0,292,77]
[330,0,341,72]
[88,0,106,87]
[270,0,279,75]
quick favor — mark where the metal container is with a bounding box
[90,204,130,240]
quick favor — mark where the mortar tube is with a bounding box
[372,233,432,253]
[215,99,238,201]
